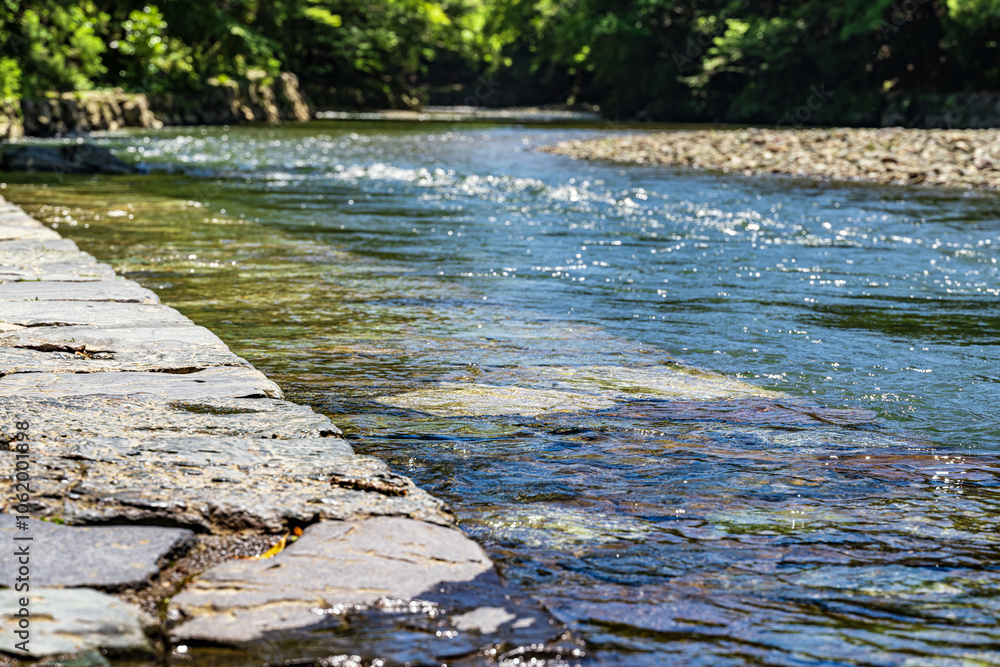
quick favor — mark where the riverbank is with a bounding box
[0,73,311,141]
[541,127,1000,190]
[0,196,575,665]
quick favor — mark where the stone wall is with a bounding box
[0,72,312,141]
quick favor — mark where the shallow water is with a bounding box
[3,121,1000,665]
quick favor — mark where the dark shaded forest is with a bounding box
[1,0,999,124]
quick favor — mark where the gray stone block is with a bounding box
[0,325,251,373]
[0,434,449,533]
[0,280,159,303]
[0,588,156,658]
[0,366,283,400]
[0,395,338,441]
[169,517,492,643]
[0,301,192,328]
[0,515,193,588]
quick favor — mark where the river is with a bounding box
[3,120,999,665]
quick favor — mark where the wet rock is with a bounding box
[0,588,156,658]
[379,382,616,417]
[0,144,138,175]
[0,515,194,589]
[0,367,283,400]
[0,280,159,303]
[0,324,252,374]
[532,364,781,400]
[169,517,493,643]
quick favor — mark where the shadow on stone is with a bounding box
[0,144,140,175]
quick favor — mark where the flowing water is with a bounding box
[3,121,1000,666]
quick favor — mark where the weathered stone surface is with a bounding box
[0,435,450,533]
[0,239,115,281]
[0,366,282,400]
[0,224,61,242]
[0,588,156,658]
[170,517,492,643]
[533,364,781,400]
[0,515,194,589]
[0,325,251,374]
[0,301,192,328]
[0,395,338,441]
[0,280,159,303]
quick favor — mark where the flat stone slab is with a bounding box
[0,300,192,328]
[0,434,448,532]
[0,224,61,241]
[0,514,193,588]
[0,325,252,373]
[0,280,159,303]
[532,364,782,400]
[0,367,282,400]
[0,588,156,659]
[0,395,339,441]
[379,382,616,417]
[170,517,493,643]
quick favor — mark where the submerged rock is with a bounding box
[0,143,140,175]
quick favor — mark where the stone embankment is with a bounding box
[0,72,311,141]
[542,127,1000,190]
[0,197,578,665]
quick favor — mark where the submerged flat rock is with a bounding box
[379,382,616,417]
[533,364,781,400]
[0,588,156,658]
[0,366,282,400]
[170,517,492,643]
[0,515,194,588]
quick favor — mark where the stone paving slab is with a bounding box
[0,588,156,659]
[0,324,249,374]
[0,224,61,241]
[0,367,283,400]
[0,280,159,303]
[0,515,194,589]
[0,301,193,328]
[0,395,339,441]
[170,517,493,643]
[0,435,449,533]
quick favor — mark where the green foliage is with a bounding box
[1,0,999,121]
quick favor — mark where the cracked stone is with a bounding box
[0,588,156,659]
[0,395,338,441]
[0,280,159,303]
[0,301,192,328]
[169,517,492,644]
[0,367,283,400]
[0,514,194,589]
[0,325,252,374]
[0,435,451,533]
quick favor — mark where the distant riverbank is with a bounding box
[541,127,1000,190]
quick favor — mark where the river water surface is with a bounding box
[3,121,1000,665]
